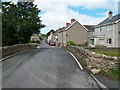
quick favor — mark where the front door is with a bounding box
[90,39,94,45]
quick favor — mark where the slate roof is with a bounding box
[53,31,59,36]
[98,14,120,26]
[54,27,66,36]
[83,25,95,32]
[65,20,95,32]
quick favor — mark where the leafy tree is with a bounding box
[46,29,55,38]
[0,1,2,46]
[16,2,45,43]
[2,1,45,46]
[2,2,19,46]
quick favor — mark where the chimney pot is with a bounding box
[66,23,71,27]
[71,18,76,23]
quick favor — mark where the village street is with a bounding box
[1,0,120,89]
[2,41,100,88]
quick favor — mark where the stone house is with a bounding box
[65,19,94,44]
[89,11,120,47]
[57,27,66,44]
[53,27,66,45]
[54,19,94,45]
[47,32,54,42]
[31,34,40,42]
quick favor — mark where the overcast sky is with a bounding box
[3,0,120,34]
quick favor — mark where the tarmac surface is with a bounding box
[2,41,100,88]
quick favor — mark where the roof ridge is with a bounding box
[65,20,77,30]
[98,13,120,26]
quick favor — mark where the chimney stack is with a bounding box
[108,11,113,20]
[66,23,70,27]
[71,18,76,23]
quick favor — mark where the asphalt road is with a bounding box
[2,41,100,88]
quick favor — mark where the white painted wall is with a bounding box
[48,33,53,41]
[57,31,67,44]
[94,24,114,47]
[113,22,120,47]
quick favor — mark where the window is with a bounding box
[107,38,112,44]
[102,26,107,31]
[91,32,94,35]
[107,25,113,30]
[119,31,120,34]
[100,27,102,31]
[95,28,100,31]
[99,39,104,45]
[90,39,94,45]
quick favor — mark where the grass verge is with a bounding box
[29,43,39,46]
[79,59,87,68]
[99,66,119,80]
[93,50,120,57]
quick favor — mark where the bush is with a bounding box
[67,41,76,46]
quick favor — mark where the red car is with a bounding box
[49,41,56,46]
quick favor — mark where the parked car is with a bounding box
[49,41,56,46]
[58,42,63,46]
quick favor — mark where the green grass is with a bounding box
[100,67,120,80]
[29,43,39,46]
[107,67,119,80]
[79,59,87,67]
[94,50,120,57]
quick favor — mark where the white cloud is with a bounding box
[35,0,117,34]
[5,0,118,34]
[39,6,106,34]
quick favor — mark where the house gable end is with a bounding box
[66,21,89,32]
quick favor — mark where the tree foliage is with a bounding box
[46,29,55,38]
[2,1,45,46]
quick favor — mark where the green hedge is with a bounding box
[67,41,76,46]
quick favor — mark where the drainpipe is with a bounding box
[113,24,115,47]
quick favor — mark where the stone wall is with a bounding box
[65,46,118,75]
[2,44,37,59]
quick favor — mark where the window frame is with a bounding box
[107,25,113,31]
[107,38,112,44]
